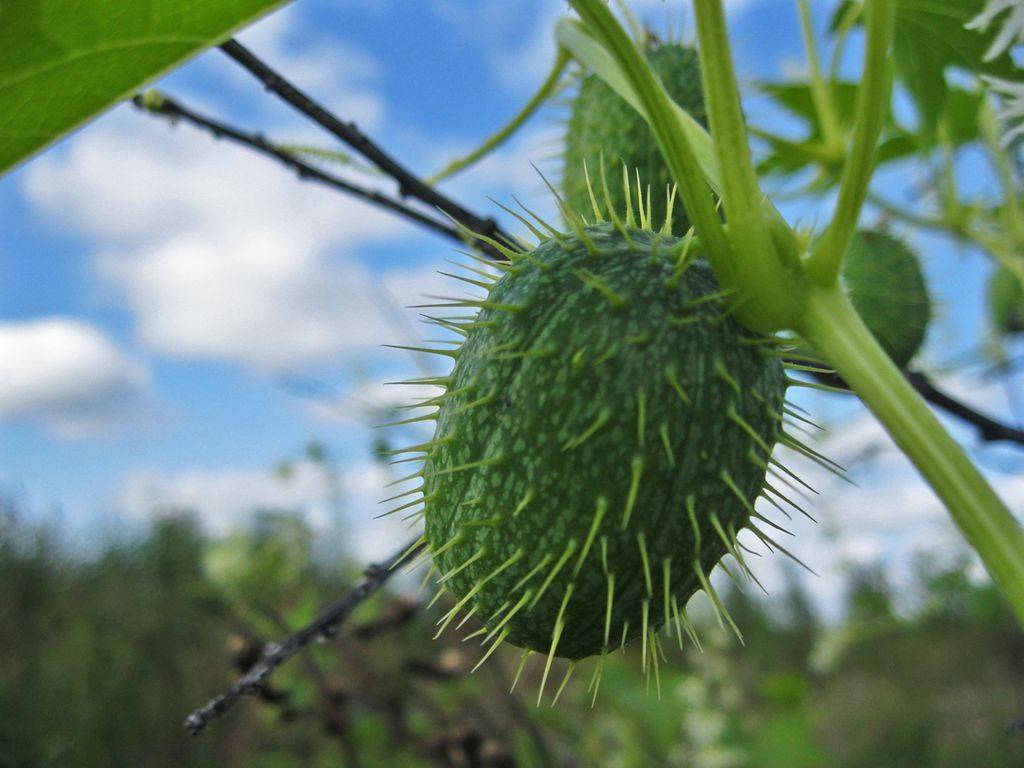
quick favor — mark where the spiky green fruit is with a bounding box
[842,230,931,369]
[418,225,787,664]
[988,265,1024,337]
[563,43,706,236]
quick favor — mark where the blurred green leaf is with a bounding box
[757,78,986,185]
[762,80,864,137]
[756,80,916,185]
[892,0,1018,135]
[0,0,288,175]
[940,86,986,146]
[750,712,836,768]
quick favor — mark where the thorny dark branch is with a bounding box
[218,38,512,251]
[183,536,424,735]
[131,94,463,246]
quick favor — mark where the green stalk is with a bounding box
[828,1,860,81]
[567,0,734,276]
[806,0,895,286]
[427,49,570,185]
[691,0,782,303]
[800,286,1024,626]
[570,0,802,330]
[796,0,842,152]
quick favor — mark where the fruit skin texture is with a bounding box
[989,265,1024,336]
[563,43,706,237]
[841,230,931,369]
[422,225,786,660]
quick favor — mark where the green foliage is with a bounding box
[841,230,931,368]
[0,516,233,767]
[563,42,706,235]
[756,81,985,188]
[891,0,1019,136]
[824,0,1019,137]
[757,79,916,184]
[989,265,1024,336]
[0,0,286,174]
[422,225,786,661]
[2,505,1023,767]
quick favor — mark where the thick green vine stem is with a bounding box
[691,0,775,276]
[568,0,804,332]
[806,0,895,286]
[800,287,1024,626]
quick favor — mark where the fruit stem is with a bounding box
[805,0,895,287]
[427,48,571,185]
[691,0,782,310]
[796,0,842,154]
[800,285,1024,627]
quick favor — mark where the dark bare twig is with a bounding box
[184,536,424,735]
[218,38,511,249]
[809,368,1024,446]
[131,94,462,245]
[906,371,1024,446]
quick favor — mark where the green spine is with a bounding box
[422,225,785,660]
[563,43,707,237]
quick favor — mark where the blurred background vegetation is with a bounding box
[3,477,1022,768]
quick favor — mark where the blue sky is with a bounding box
[2,0,1022,609]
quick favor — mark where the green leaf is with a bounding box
[893,0,1018,135]
[0,0,288,175]
[755,76,984,186]
[762,81,863,140]
[939,85,986,146]
[756,79,917,185]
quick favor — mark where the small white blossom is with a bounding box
[966,0,1024,61]
[984,75,1024,146]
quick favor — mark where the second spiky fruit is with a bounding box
[563,42,706,236]
[989,265,1024,337]
[842,230,931,369]
[421,224,787,662]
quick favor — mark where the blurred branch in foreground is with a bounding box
[184,536,424,735]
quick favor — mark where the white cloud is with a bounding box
[98,228,418,368]
[0,318,149,437]
[115,458,416,559]
[23,109,451,368]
